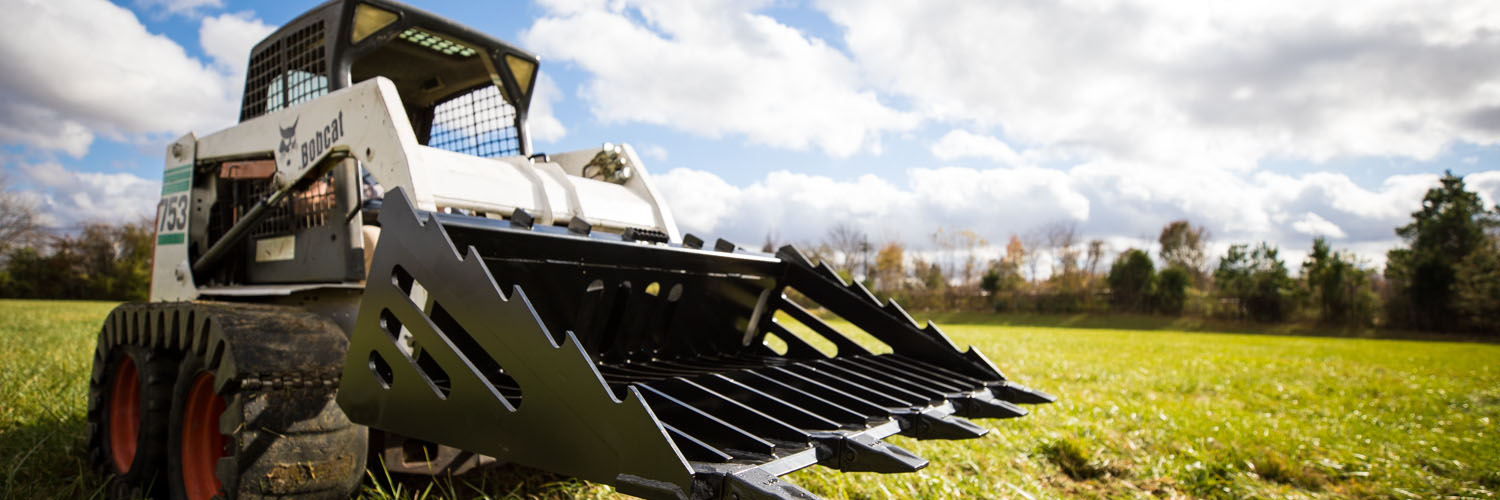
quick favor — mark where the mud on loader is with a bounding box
[88,1,1054,499]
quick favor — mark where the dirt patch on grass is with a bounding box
[1246,449,1328,490]
[1037,437,1128,481]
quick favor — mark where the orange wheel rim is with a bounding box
[181,372,227,500]
[107,357,140,472]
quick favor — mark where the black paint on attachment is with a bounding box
[342,188,1053,500]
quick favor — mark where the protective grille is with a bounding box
[240,21,328,121]
[208,173,337,240]
[429,85,521,158]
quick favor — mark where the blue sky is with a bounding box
[4,0,1500,271]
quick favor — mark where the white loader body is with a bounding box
[151,77,680,301]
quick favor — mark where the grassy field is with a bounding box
[2,299,1497,499]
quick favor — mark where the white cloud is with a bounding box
[1467,170,1500,208]
[137,0,223,18]
[640,144,669,162]
[522,0,913,157]
[200,11,273,78]
[0,0,264,157]
[0,99,95,158]
[1290,212,1347,239]
[655,164,1463,267]
[14,161,159,228]
[527,72,568,143]
[817,0,1500,169]
[653,167,740,234]
[931,130,1025,165]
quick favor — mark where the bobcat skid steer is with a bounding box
[86,1,1054,499]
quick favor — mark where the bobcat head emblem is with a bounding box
[278,117,299,155]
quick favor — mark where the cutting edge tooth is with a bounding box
[817,432,927,473]
[775,245,813,267]
[957,394,1028,419]
[814,262,846,285]
[988,381,1057,405]
[724,467,819,500]
[882,299,919,327]
[900,411,989,440]
[848,280,879,304]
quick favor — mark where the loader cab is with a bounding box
[239,0,539,158]
[196,0,541,288]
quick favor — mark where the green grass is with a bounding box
[0,300,118,499]
[3,299,1498,499]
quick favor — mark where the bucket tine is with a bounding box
[989,381,1058,405]
[814,431,927,473]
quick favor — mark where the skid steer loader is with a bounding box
[86,1,1054,499]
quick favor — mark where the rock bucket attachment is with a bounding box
[339,189,1053,500]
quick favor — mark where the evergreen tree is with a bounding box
[1302,237,1374,326]
[1215,242,1294,322]
[1384,171,1499,331]
[1153,265,1190,315]
[1107,249,1155,312]
[1453,235,1500,333]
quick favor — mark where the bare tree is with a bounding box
[955,229,985,286]
[1159,219,1210,279]
[1043,221,1081,278]
[825,222,869,277]
[1,174,40,252]
[929,228,986,287]
[1085,239,1108,276]
[799,241,834,269]
[1020,228,1046,284]
[930,228,955,282]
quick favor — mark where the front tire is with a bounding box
[90,342,176,499]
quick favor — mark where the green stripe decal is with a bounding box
[157,233,185,245]
[162,180,190,194]
[164,165,191,175]
[163,170,192,183]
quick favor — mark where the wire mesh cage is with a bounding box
[428,85,521,158]
[240,21,329,121]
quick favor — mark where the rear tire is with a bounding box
[167,351,368,500]
[89,343,176,499]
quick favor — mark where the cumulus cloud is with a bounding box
[1290,212,1347,239]
[522,0,913,157]
[136,0,223,18]
[818,0,1500,168]
[1466,170,1500,208]
[0,99,96,158]
[0,0,266,157]
[527,72,568,143]
[931,130,1025,165]
[655,164,1447,267]
[14,161,159,228]
[200,11,274,78]
[521,1,1500,167]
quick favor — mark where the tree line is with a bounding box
[780,171,1499,334]
[0,174,154,301]
[1,171,1495,333]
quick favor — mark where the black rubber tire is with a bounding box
[167,351,368,500]
[88,342,177,499]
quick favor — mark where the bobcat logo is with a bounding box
[278,117,299,155]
